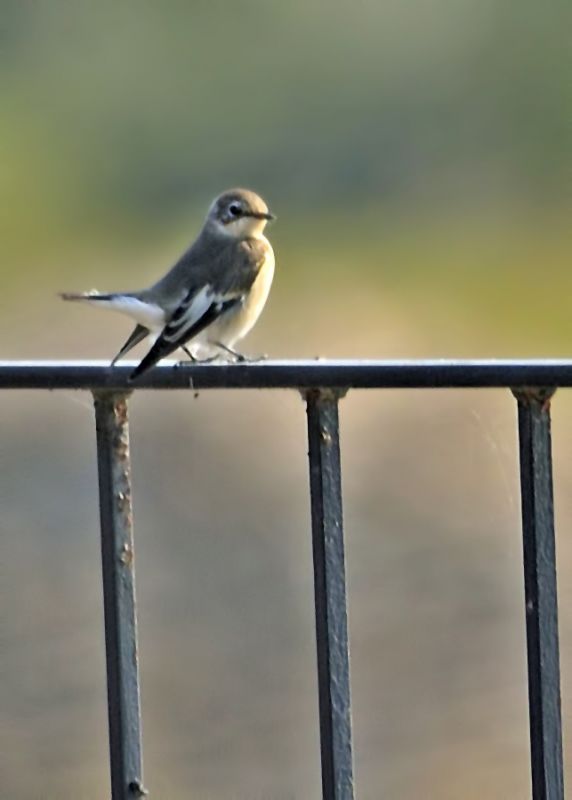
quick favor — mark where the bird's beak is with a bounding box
[252,211,276,221]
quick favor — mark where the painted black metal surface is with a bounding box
[2,362,570,797]
[306,390,354,800]
[93,393,147,799]
[1,358,572,390]
[513,388,564,800]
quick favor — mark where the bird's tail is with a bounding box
[59,291,117,302]
[111,324,150,365]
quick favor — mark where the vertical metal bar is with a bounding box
[513,387,563,800]
[93,392,147,799]
[305,389,354,800]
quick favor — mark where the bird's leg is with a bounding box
[213,342,268,363]
[181,345,197,361]
[214,341,246,361]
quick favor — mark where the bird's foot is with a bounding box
[176,345,220,366]
[176,354,219,367]
[239,352,268,363]
[213,342,267,363]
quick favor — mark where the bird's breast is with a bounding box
[205,242,275,347]
[245,242,275,318]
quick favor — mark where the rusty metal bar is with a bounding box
[513,387,564,800]
[305,389,354,800]
[93,392,147,799]
[1,363,570,798]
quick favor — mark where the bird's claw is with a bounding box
[229,352,267,363]
[175,355,219,367]
[175,347,268,366]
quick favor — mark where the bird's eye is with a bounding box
[229,203,242,217]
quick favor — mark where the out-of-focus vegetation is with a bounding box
[1,3,571,799]
[1,1,570,355]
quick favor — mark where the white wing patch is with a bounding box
[163,285,217,343]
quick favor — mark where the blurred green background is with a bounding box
[1,2,571,798]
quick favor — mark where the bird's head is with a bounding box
[207,189,275,239]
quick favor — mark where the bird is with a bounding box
[60,188,276,380]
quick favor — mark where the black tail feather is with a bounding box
[110,324,150,366]
[59,292,117,301]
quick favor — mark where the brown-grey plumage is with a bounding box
[130,235,272,379]
[60,189,276,378]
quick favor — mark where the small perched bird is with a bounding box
[61,188,276,380]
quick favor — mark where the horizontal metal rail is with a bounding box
[2,360,568,800]
[1,359,572,390]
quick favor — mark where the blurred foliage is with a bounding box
[1,0,570,355]
[1,1,570,250]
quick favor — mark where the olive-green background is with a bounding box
[1,2,571,798]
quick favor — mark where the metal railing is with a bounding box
[2,358,571,800]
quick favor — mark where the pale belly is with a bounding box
[195,244,275,351]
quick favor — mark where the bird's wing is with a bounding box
[130,238,268,380]
[129,288,240,379]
